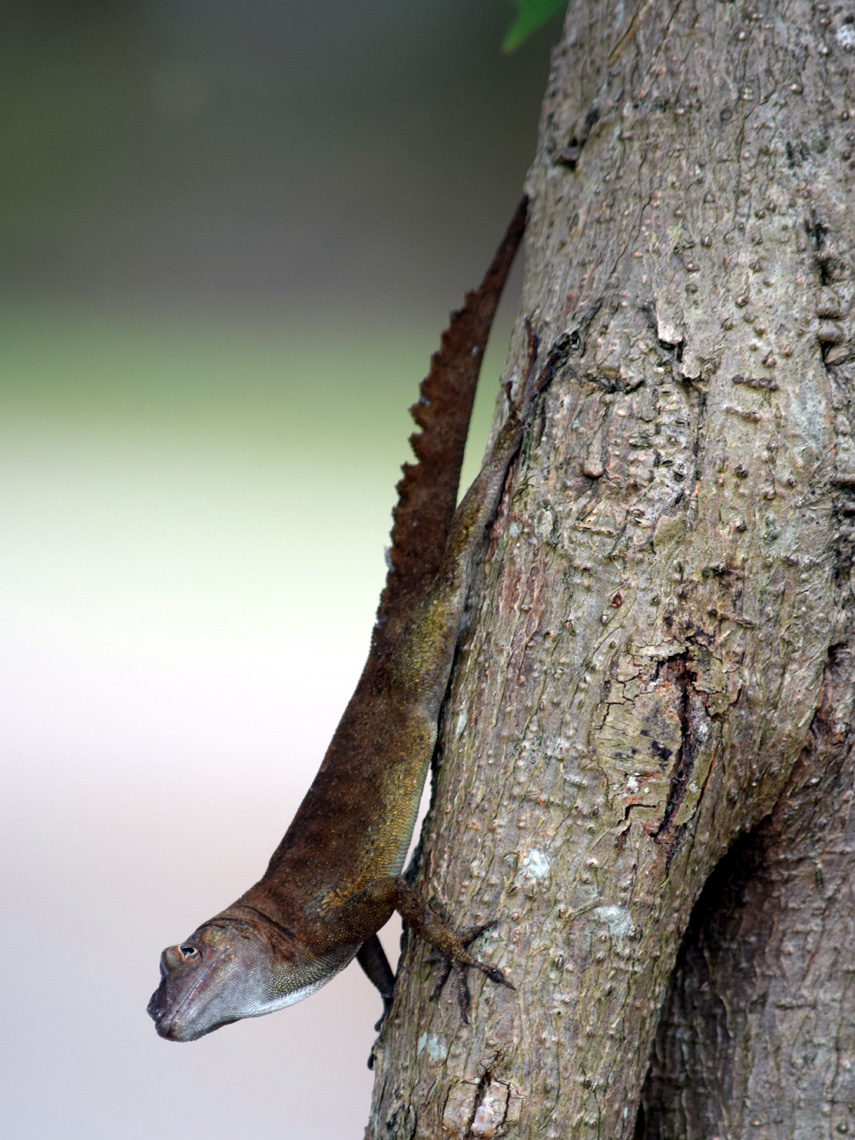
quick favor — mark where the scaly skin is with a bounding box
[148,209,567,1043]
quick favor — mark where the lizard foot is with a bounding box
[386,877,514,1023]
[426,919,514,1024]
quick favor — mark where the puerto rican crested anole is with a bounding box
[148,198,565,1042]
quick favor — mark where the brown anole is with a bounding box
[148,198,566,1042]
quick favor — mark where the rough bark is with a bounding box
[367,1,855,1136]
[638,643,855,1140]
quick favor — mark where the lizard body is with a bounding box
[148,199,562,1042]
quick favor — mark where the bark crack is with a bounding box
[649,653,705,867]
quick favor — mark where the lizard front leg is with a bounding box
[392,879,513,1023]
[343,876,513,1025]
[356,934,396,1031]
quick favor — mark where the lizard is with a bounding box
[148,197,566,1043]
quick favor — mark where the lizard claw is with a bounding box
[429,958,473,1022]
[458,920,513,988]
[373,997,393,1034]
[428,958,454,1002]
[456,968,472,1022]
[458,918,497,945]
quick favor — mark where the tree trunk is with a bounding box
[367,2,855,1136]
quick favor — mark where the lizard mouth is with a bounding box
[146,945,219,1041]
[146,985,179,1039]
[147,978,201,1040]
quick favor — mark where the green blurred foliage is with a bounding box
[503,0,565,52]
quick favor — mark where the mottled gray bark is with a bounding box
[367,1,855,1136]
[638,647,855,1140]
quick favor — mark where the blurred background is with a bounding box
[0,1,560,1136]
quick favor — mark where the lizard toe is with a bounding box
[455,967,472,1023]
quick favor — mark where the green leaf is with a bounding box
[502,0,565,52]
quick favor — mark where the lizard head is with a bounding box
[148,915,345,1041]
[147,920,280,1041]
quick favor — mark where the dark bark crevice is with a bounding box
[651,653,708,873]
[637,640,855,1139]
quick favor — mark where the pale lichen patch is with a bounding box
[516,847,552,897]
[520,848,551,879]
[416,1032,448,1063]
[592,903,637,939]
